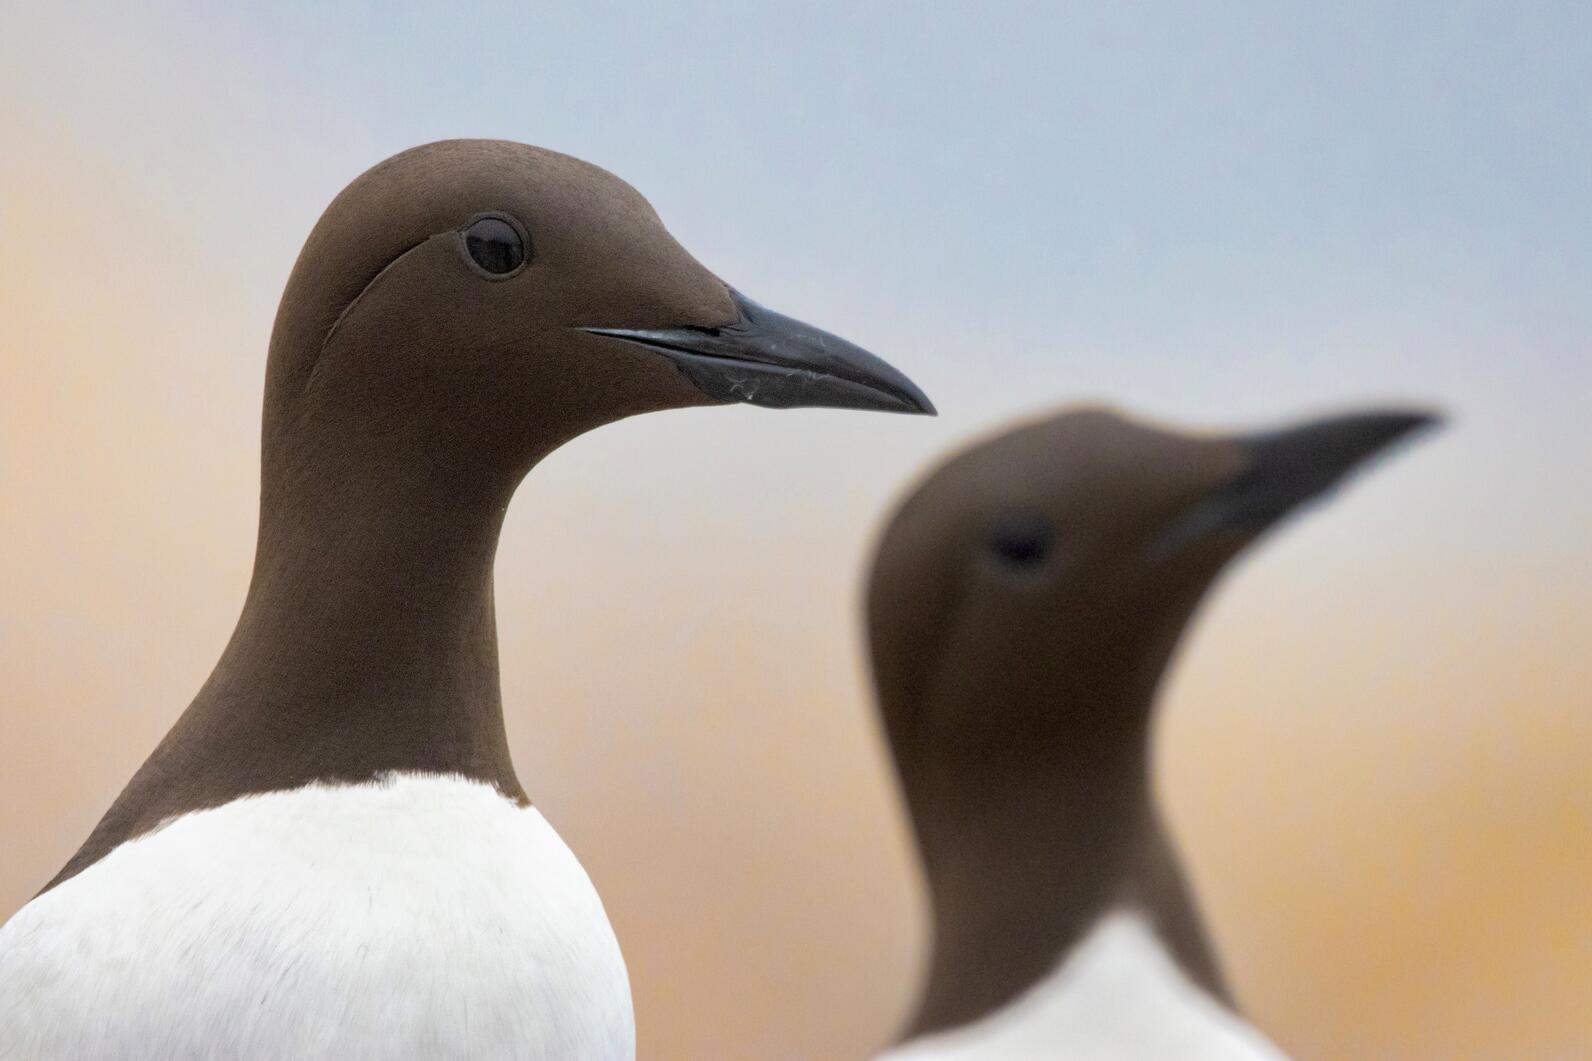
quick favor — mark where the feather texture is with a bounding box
[0,773,633,1060]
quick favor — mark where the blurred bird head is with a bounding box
[867,405,1440,828]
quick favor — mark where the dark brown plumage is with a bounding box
[867,404,1437,1042]
[44,139,931,894]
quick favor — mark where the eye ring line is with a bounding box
[457,211,531,280]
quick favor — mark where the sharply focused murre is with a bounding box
[866,405,1438,1059]
[0,139,931,1059]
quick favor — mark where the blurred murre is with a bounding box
[0,139,931,1060]
[867,405,1439,1059]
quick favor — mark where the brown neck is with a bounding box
[44,425,531,894]
[900,700,1229,1040]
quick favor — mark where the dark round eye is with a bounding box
[988,515,1053,568]
[462,216,526,275]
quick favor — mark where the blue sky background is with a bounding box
[8,3,1589,545]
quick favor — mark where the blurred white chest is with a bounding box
[878,911,1288,1060]
[0,773,634,1061]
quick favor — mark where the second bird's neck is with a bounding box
[903,740,1228,1041]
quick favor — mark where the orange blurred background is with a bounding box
[3,5,1589,1058]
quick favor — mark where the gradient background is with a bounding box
[2,3,1588,1057]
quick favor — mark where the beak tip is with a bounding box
[901,387,937,417]
[1354,406,1448,459]
[1388,406,1446,433]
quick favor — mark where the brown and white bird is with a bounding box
[867,406,1437,1059]
[0,139,931,1060]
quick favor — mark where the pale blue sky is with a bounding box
[4,1,1587,552]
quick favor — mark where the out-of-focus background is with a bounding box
[2,3,1588,1057]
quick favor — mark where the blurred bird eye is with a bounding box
[988,516,1053,568]
[462,216,526,276]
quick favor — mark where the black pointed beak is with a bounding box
[580,289,935,415]
[1152,408,1443,556]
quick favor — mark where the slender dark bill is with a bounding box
[1152,408,1443,556]
[581,289,935,415]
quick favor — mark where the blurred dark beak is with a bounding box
[581,289,934,415]
[1151,408,1443,556]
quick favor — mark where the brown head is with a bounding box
[867,404,1439,1036]
[262,139,931,526]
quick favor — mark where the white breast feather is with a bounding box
[877,911,1289,1060]
[0,773,634,1060]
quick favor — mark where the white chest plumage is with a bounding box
[0,774,634,1061]
[878,912,1288,1060]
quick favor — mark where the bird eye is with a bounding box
[988,515,1053,568]
[461,215,526,276]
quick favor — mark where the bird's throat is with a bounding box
[900,731,1229,1042]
